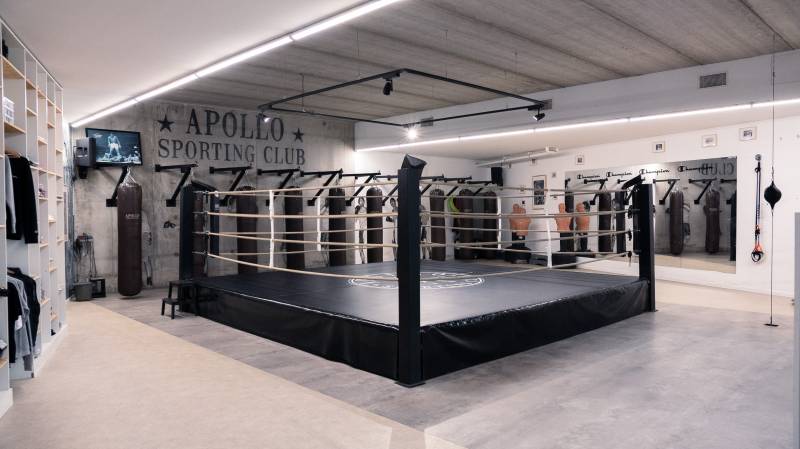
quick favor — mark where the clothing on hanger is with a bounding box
[7,156,38,243]
[5,157,16,234]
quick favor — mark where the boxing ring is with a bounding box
[179,156,656,386]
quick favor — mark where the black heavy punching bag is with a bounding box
[481,191,498,259]
[598,192,612,253]
[668,191,684,256]
[704,189,721,254]
[236,186,258,274]
[456,189,475,259]
[729,191,737,262]
[327,188,346,266]
[366,187,383,263]
[284,189,305,270]
[429,188,446,261]
[117,172,142,296]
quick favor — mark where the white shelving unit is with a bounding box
[0,19,67,418]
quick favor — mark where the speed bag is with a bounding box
[117,177,143,296]
[668,191,684,256]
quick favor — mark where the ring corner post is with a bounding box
[634,183,656,312]
[178,184,196,281]
[397,154,426,387]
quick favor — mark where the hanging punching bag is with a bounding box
[117,171,142,296]
[456,189,475,259]
[704,189,721,254]
[668,191,684,256]
[729,191,737,262]
[366,187,383,263]
[236,186,258,273]
[284,189,305,270]
[429,188,446,261]
[598,192,612,253]
[327,188,346,266]
[614,191,626,254]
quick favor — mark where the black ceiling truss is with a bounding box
[259,68,548,129]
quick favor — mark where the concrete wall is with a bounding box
[71,100,355,291]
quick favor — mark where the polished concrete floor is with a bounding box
[0,280,793,448]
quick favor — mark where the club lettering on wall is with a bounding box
[156,107,306,166]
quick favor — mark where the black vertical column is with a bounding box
[328,188,346,266]
[634,184,656,312]
[366,187,384,263]
[397,155,426,387]
[179,185,195,280]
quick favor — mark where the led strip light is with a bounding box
[355,97,800,152]
[71,0,406,128]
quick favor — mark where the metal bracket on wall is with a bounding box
[418,175,445,196]
[105,166,130,207]
[209,165,252,206]
[720,178,737,205]
[302,170,343,206]
[340,172,380,206]
[689,178,717,204]
[653,178,680,205]
[582,178,608,205]
[375,175,400,205]
[443,177,473,198]
[466,180,495,195]
[155,163,198,207]
[257,168,300,206]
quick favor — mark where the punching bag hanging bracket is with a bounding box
[582,178,608,205]
[300,170,343,206]
[688,178,717,205]
[341,172,381,206]
[257,168,300,206]
[209,165,252,206]
[155,163,198,207]
[105,166,130,207]
[653,178,680,205]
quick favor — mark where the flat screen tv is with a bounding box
[85,128,143,166]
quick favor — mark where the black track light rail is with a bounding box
[259,68,547,128]
[155,163,198,207]
[209,165,251,206]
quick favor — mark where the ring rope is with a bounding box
[207,231,398,248]
[204,252,400,281]
[424,210,633,219]
[419,182,630,194]
[206,211,397,220]
[209,226,397,236]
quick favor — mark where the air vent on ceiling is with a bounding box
[699,73,727,89]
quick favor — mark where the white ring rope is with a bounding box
[207,231,398,248]
[207,211,397,220]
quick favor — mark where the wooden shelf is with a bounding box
[26,108,37,117]
[37,89,45,99]
[50,313,58,322]
[48,265,57,272]
[55,147,64,153]
[0,358,7,370]
[4,121,25,134]
[2,57,24,80]
[47,121,55,129]
[47,98,55,108]
[37,136,47,145]
[38,196,47,202]
[55,106,62,114]
[31,275,41,281]
[40,297,50,306]
[25,78,35,90]
[39,242,48,248]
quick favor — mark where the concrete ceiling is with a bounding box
[0,0,364,121]
[160,0,800,119]
[3,0,799,124]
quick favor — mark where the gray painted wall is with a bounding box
[70,100,354,292]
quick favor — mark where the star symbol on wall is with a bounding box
[293,128,304,142]
[157,114,174,132]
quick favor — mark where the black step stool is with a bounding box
[161,279,197,319]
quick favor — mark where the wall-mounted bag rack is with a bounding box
[209,165,251,206]
[465,180,498,195]
[257,168,300,206]
[301,170,343,206]
[720,178,737,205]
[689,178,717,204]
[340,172,381,206]
[582,178,608,205]
[105,166,130,207]
[418,175,446,196]
[440,177,473,198]
[155,163,198,207]
[653,178,680,205]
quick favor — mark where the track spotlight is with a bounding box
[383,79,394,96]
[405,127,418,140]
[533,109,546,121]
[263,116,272,123]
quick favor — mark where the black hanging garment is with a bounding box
[9,268,40,347]
[668,191,684,255]
[7,157,38,243]
[6,282,22,362]
[704,189,721,254]
[236,186,258,274]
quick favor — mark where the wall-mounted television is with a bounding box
[85,128,143,166]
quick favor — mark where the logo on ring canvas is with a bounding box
[348,272,483,290]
